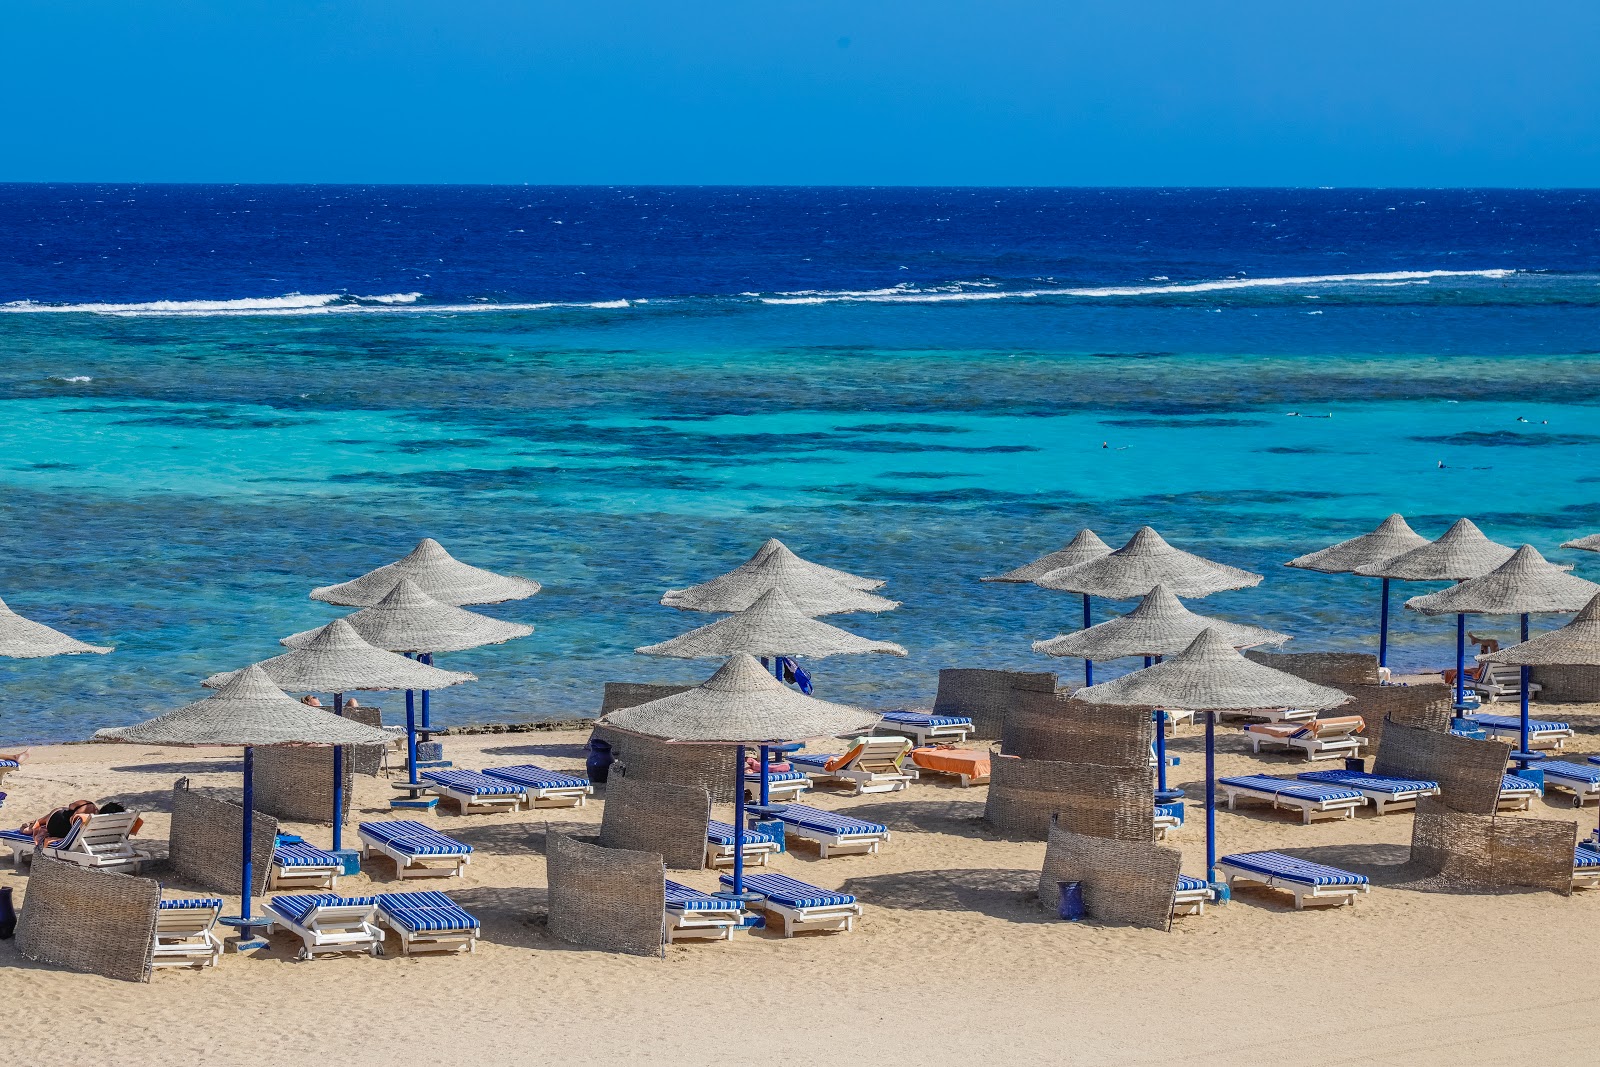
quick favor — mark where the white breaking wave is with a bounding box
[49,375,92,382]
[0,293,627,317]
[759,269,1516,305]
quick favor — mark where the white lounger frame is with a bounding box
[798,737,914,796]
[378,916,478,956]
[1216,861,1370,910]
[427,780,526,815]
[356,828,472,879]
[152,905,223,970]
[1574,863,1600,891]
[266,900,385,960]
[1472,720,1573,751]
[743,775,811,803]
[1540,770,1600,807]
[876,717,973,747]
[269,857,341,891]
[1498,785,1539,811]
[781,821,889,859]
[4,812,148,874]
[1334,781,1441,815]
[1245,729,1367,762]
[756,898,862,937]
[1172,885,1213,917]
[1153,811,1182,840]
[1220,783,1366,824]
[1471,663,1544,704]
[665,905,743,943]
[705,837,782,870]
[516,781,592,808]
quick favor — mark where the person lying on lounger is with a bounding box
[19,799,129,847]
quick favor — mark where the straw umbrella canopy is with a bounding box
[1285,514,1429,671]
[749,538,884,591]
[1032,584,1289,660]
[96,665,392,941]
[1406,545,1599,762]
[1561,533,1600,553]
[1481,592,1600,667]
[636,589,906,660]
[204,618,477,849]
[1076,628,1352,886]
[0,596,112,658]
[662,541,897,615]
[310,537,540,607]
[597,652,879,899]
[982,529,1112,583]
[1355,518,1515,711]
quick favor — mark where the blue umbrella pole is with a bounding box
[1154,709,1169,793]
[1517,613,1534,767]
[758,745,770,806]
[1082,594,1094,687]
[1205,711,1217,885]
[331,693,345,851]
[405,687,419,782]
[1454,613,1469,712]
[732,744,747,897]
[420,653,432,732]
[1378,577,1391,672]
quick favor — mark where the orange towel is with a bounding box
[1305,715,1365,736]
[910,747,991,778]
[824,742,868,772]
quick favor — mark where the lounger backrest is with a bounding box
[156,900,221,936]
[58,811,140,857]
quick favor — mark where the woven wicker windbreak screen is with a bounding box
[1373,722,1509,815]
[168,778,278,895]
[545,830,665,957]
[1347,684,1452,761]
[984,757,1153,842]
[1003,692,1155,765]
[589,726,740,804]
[1410,796,1576,894]
[252,745,354,824]
[15,856,161,982]
[598,775,711,871]
[1037,823,1181,931]
[932,668,1058,739]
[1242,650,1380,687]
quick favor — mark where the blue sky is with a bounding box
[3,1,1597,185]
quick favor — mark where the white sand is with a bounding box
[4,703,1600,1066]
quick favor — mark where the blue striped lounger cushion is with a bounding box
[1297,770,1438,794]
[376,891,479,932]
[743,769,808,783]
[1221,851,1368,887]
[1218,775,1362,802]
[1469,714,1569,733]
[480,764,589,789]
[1591,756,1600,767]
[159,897,223,910]
[361,820,472,855]
[706,820,778,846]
[788,753,840,770]
[1503,774,1538,791]
[0,829,31,845]
[422,769,524,795]
[718,872,856,908]
[880,711,972,728]
[664,880,741,911]
[1539,762,1600,784]
[1155,801,1184,823]
[1175,876,1208,892]
[1576,849,1600,871]
[270,894,377,924]
[275,841,341,867]
[768,805,887,836]
[0,759,18,769]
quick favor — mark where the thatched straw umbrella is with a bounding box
[1076,628,1350,886]
[1406,545,1599,762]
[311,537,540,607]
[1032,583,1289,803]
[96,666,392,946]
[1562,533,1600,554]
[1285,514,1428,672]
[597,653,878,898]
[637,588,905,802]
[1035,526,1262,687]
[982,530,1112,687]
[0,596,112,658]
[661,541,897,616]
[284,579,533,788]
[1355,518,1515,712]
[203,619,475,848]
[748,538,884,591]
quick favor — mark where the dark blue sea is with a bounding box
[2,184,1599,743]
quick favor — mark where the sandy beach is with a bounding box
[4,689,1599,1067]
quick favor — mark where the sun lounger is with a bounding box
[704,819,782,869]
[718,872,861,937]
[742,767,812,803]
[1465,713,1573,751]
[421,768,527,814]
[153,897,224,970]
[0,810,147,873]
[1499,773,1541,811]
[1296,770,1441,815]
[761,804,890,858]
[1216,851,1370,909]
[1153,801,1184,840]
[664,880,744,943]
[1218,775,1366,824]
[270,838,343,890]
[1172,875,1215,917]
[1573,848,1600,891]
[375,891,480,955]
[876,710,974,746]
[1536,761,1600,806]
[356,820,473,879]
[265,894,385,960]
[790,736,914,795]
[1242,716,1367,761]
[1471,662,1543,703]
[480,763,593,807]
[0,759,17,787]
[909,746,991,786]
